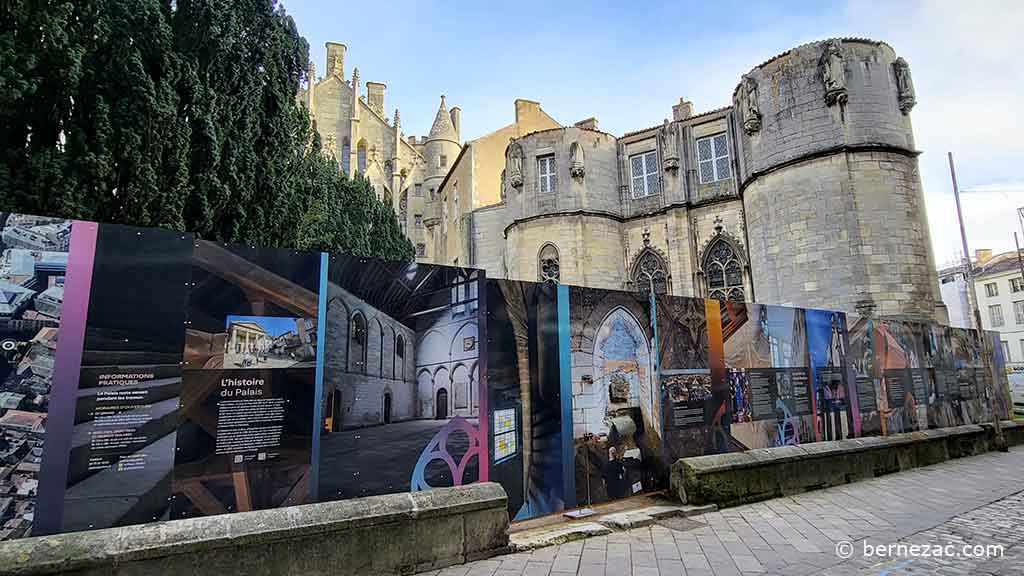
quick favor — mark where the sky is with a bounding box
[226,315,299,337]
[280,0,1024,268]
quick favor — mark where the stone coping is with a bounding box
[682,422,1017,474]
[0,482,507,575]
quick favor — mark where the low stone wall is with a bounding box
[671,421,1023,508]
[1,483,509,576]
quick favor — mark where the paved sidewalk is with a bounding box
[417,447,1024,576]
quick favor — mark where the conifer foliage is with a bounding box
[0,0,413,261]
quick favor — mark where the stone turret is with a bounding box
[422,95,461,227]
[734,38,944,321]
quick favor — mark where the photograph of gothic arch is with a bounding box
[316,255,485,502]
[567,286,660,508]
[656,295,729,463]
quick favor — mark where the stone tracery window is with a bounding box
[704,238,745,301]
[631,248,668,296]
[357,140,367,173]
[340,139,351,174]
[538,243,560,284]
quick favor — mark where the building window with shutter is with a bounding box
[697,133,731,183]
[414,214,423,229]
[630,150,660,198]
[989,304,1004,327]
[985,282,999,297]
[537,155,556,193]
[1012,277,1024,293]
[1014,301,1024,324]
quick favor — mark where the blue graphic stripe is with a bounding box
[557,284,575,508]
[309,252,329,501]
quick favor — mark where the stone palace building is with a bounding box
[299,38,946,323]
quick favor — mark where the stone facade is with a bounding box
[297,42,457,255]
[306,38,946,322]
[739,39,943,321]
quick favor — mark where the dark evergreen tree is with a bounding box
[0,0,412,261]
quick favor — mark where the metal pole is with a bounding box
[949,152,1006,450]
[1016,233,1024,302]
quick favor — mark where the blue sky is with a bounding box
[226,315,299,337]
[281,0,1024,267]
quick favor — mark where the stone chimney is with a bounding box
[450,107,461,140]
[672,98,694,121]
[366,82,386,116]
[975,249,993,264]
[514,99,543,124]
[325,42,346,78]
[574,117,599,130]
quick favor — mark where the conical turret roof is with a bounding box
[428,95,457,141]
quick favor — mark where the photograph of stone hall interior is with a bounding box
[317,255,483,501]
[301,37,944,325]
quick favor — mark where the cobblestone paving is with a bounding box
[416,448,1024,576]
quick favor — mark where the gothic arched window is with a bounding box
[341,138,351,174]
[631,248,668,296]
[357,140,367,173]
[704,238,745,301]
[395,334,405,380]
[538,243,560,284]
[350,312,367,372]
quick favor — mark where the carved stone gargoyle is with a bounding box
[821,40,848,106]
[659,120,680,171]
[893,56,916,114]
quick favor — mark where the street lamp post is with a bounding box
[948,152,1006,451]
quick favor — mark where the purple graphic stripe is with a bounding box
[34,220,98,535]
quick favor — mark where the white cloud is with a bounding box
[836,1,1024,266]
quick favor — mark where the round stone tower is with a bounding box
[734,38,944,321]
[422,95,461,205]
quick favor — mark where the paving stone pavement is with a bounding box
[416,447,1024,576]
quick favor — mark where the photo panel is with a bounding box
[656,295,726,464]
[724,303,814,448]
[485,279,563,521]
[317,256,485,504]
[0,213,75,539]
[847,314,882,436]
[805,309,854,442]
[171,241,320,519]
[567,286,659,508]
[987,330,1012,421]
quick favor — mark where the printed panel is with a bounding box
[567,286,658,508]
[317,256,486,503]
[60,224,193,533]
[725,303,814,448]
[171,241,319,518]
[486,279,562,521]
[657,295,723,463]
[0,214,75,540]
[805,309,855,442]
